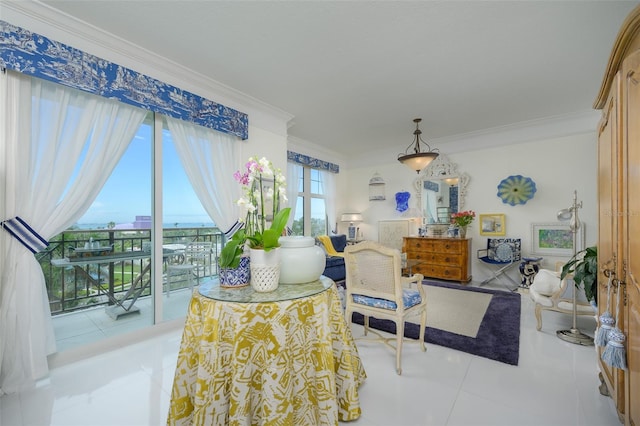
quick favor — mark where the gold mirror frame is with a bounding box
[413,154,470,223]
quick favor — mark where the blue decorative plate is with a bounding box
[497,175,537,206]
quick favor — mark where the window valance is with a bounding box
[287,151,339,173]
[0,20,248,139]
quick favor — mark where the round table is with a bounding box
[167,276,366,425]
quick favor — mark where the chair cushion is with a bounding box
[325,256,345,268]
[530,269,561,296]
[352,289,422,310]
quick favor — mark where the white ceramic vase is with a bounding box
[278,236,325,284]
[249,247,280,292]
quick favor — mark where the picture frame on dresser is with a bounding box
[479,213,506,236]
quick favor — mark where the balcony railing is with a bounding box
[38,227,224,315]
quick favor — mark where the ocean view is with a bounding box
[72,222,217,230]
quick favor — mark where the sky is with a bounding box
[78,124,212,226]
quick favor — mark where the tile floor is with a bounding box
[0,282,622,426]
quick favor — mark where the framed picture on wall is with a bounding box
[531,222,585,256]
[479,213,506,236]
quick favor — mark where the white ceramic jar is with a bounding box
[278,236,325,284]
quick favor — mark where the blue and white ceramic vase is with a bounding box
[218,256,251,288]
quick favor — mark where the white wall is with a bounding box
[6,2,598,286]
[340,132,597,284]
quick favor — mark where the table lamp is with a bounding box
[341,213,363,240]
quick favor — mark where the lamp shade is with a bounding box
[341,213,363,223]
[397,118,439,173]
[398,152,439,172]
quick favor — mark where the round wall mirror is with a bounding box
[413,154,470,225]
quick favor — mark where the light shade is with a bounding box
[341,213,363,223]
[398,118,439,173]
[443,177,459,185]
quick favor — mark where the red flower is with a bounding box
[452,210,475,227]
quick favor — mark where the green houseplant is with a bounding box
[218,229,246,269]
[234,156,290,251]
[560,245,598,303]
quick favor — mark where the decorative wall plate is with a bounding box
[497,175,537,206]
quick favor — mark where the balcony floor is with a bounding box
[51,288,193,353]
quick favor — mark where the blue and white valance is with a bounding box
[0,20,248,140]
[287,151,339,173]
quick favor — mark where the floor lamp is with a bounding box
[556,190,594,346]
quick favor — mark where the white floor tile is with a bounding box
[0,281,622,426]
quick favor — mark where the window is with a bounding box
[290,165,327,236]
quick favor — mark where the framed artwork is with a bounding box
[531,222,585,256]
[378,220,410,251]
[479,213,506,236]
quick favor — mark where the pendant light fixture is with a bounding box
[398,118,439,173]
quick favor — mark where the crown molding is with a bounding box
[288,135,347,166]
[2,1,294,134]
[347,110,600,170]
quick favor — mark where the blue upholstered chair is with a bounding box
[344,241,426,375]
[477,238,521,291]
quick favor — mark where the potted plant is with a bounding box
[560,245,598,304]
[218,229,246,269]
[234,157,291,291]
[218,229,251,288]
[451,210,475,238]
[234,157,291,252]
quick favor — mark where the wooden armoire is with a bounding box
[594,5,640,425]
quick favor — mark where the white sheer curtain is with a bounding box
[0,71,146,394]
[321,170,337,234]
[165,117,241,236]
[286,162,302,230]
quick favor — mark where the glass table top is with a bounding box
[198,275,334,303]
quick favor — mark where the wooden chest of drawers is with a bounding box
[402,237,472,283]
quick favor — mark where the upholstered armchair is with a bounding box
[317,234,347,282]
[344,241,427,375]
[529,267,594,331]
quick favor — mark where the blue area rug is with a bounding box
[350,280,521,365]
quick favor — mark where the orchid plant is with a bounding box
[219,156,290,267]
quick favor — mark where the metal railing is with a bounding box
[38,227,224,315]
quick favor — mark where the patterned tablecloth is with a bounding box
[167,277,366,425]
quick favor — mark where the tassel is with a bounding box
[601,328,627,369]
[595,314,614,346]
[601,284,627,370]
[595,275,614,347]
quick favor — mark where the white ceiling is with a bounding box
[34,1,639,158]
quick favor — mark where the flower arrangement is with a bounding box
[451,210,476,228]
[219,157,291,268]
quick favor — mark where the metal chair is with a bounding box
[477,238,521,291]
[165,242,213,296]
[344,241,427,375]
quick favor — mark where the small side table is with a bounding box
[519,257,543,288]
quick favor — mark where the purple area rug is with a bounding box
[350,280,521,365]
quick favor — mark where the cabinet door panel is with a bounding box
[597,73,624,411]
[623,50,640,426]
